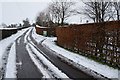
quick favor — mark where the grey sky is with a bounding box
[0,1,88,26]
[0,3,2,24]
[1,2,50,25]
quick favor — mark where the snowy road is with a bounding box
[16,29,43,78]
[1,27,119,79]
[12,27,95,79]
[1,27,96,79]
[29,31,94,79]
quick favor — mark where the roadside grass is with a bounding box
[54,41,120,70]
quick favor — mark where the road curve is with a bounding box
[28,29,96,79]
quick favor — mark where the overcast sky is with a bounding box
[1,2,50,25]
[0,0,89,26]
[0,0,119,26]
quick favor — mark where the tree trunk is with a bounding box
[117,10,120,20]
[61,18,64,26]
[95,2,99,23]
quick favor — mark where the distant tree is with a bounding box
[36,11,54,27]
[10,24,18,28]
[32,23,36,27]
[1,23,7,28]
[23,18,31,27]
[19,23,22,27]
[36,12,45,26]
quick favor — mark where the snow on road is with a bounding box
[0,28,30,69]
[26,44,51,78]
[26,42,69,78]
[26,28,69,78]
[31,27,119,79]
[0,27,31,78]
[24,27,33,44]
[4,42,17,78]
[2,26,118,79]
[42,37,119,79]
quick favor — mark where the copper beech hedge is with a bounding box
[56,20,120,68]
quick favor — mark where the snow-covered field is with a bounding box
[32,27,120,79]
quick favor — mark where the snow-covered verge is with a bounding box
[4,42,17,78]
[31,28,119,79]
[0,27,30,78]
[32,27,46,44]
[42,37,119,79]
[36,25,49,29]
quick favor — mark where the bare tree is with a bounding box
[78,1,113,23]
[76,1,116,58]
[1,23,7,28]
[23,18,31,27]
[113,2,120,20]
[36,12,45,26]
[36,11,54,27]
[49,3,61,25]
[49,0,75,26]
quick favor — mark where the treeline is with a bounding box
[36,0,120,27]
[2,0,119,28]
[1,18,34,28]
[36,1,75,27]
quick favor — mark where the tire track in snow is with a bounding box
[24,30,69,78]
[26,42,69,79]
